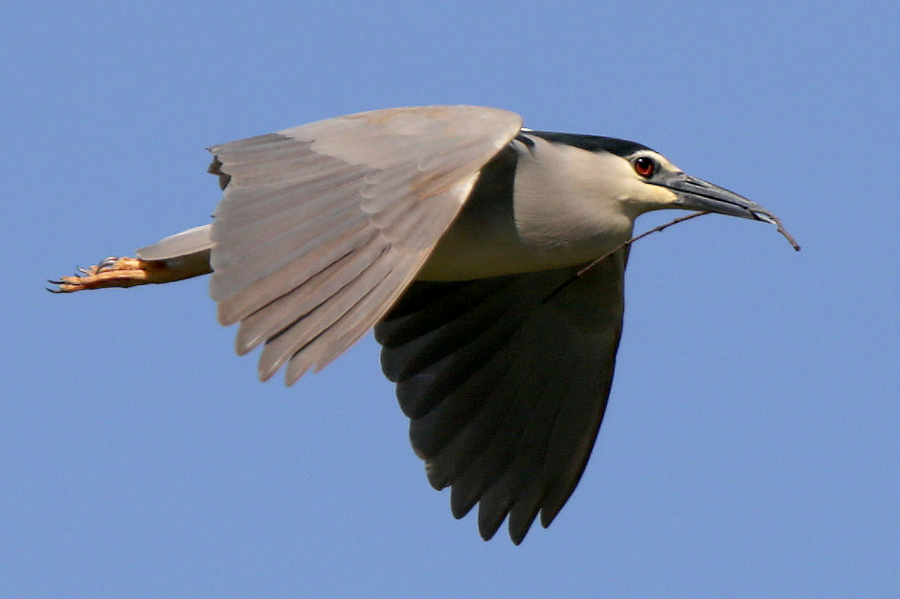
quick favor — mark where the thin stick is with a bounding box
[544,208,801,303]
[578,211,712,277]
[774,219,801,252]
[543,211,711,303]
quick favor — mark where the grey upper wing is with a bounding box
[206,106,523,384]
[374,249,628,544]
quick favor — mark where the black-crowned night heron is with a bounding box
[52,106,797,544]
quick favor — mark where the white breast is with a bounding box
[417,137,636,281]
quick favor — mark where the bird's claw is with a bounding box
[97,256,120,271]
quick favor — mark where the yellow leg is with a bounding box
[49,257,185,293]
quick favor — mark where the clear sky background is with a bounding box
[3,1,898,597]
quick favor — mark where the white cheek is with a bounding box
[646,183,679,205]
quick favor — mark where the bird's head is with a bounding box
[616,146,781,225]
[527,131,784,226]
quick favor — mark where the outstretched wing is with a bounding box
[375,249,629,543]
[207,106,523,384]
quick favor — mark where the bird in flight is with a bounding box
[51,105,798,543]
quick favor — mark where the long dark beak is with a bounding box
[652,172,801,250]
[657,172,776,222]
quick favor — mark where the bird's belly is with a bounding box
[416,207,633,281]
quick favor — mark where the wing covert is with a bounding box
[207,106,523,383]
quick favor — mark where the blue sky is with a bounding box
[3,1,898,597]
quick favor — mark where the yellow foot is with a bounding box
[49,257,171,293]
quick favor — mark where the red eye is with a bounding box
[633,156,656,177]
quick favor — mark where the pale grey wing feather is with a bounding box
[207,106,522,384]
[136,225,213,261]
[133,225,213,280]
[375,249,628,544]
